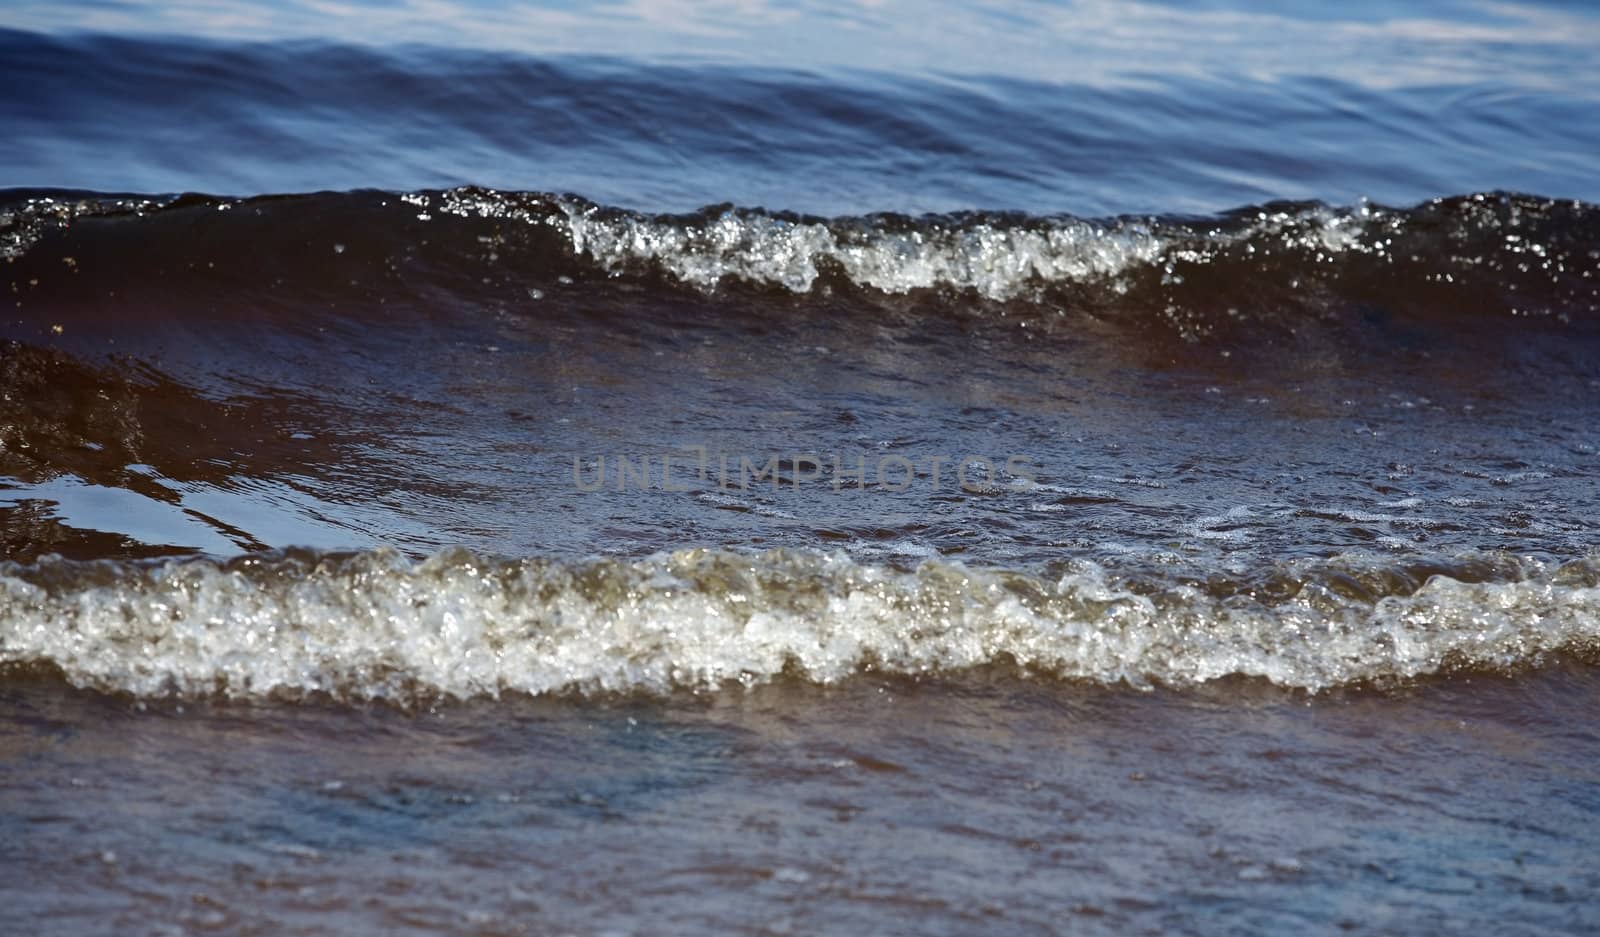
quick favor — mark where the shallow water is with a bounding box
[6,668,1600,934]
[2,0,1599,932]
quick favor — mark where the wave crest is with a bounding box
[7,189,1595,339]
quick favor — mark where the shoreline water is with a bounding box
[4,2,1600,931]
[6,664,1599,933]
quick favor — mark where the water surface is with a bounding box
[2,1,1599,932]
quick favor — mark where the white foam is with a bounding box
[552,199,1391,300]
[1,548,1595,701]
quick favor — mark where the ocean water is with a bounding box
[3,1,1600,932]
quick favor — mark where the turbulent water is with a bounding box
[3,185,1598,699]
[3,2,1600,932]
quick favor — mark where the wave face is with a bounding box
[4,549,1597,700]
[6,188,1598,328]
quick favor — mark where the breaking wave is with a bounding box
[2,547,1597,701]
[5,189,1597,336]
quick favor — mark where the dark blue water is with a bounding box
[3,0,1598,213]
[3,2,1600,933]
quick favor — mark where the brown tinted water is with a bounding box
[4,2,1600,932]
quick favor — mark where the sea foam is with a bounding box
[2,547,1595,701]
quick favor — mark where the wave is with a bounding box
[2,548,1596,701]
[5,188,1596,343]
[6,26,1599,216]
